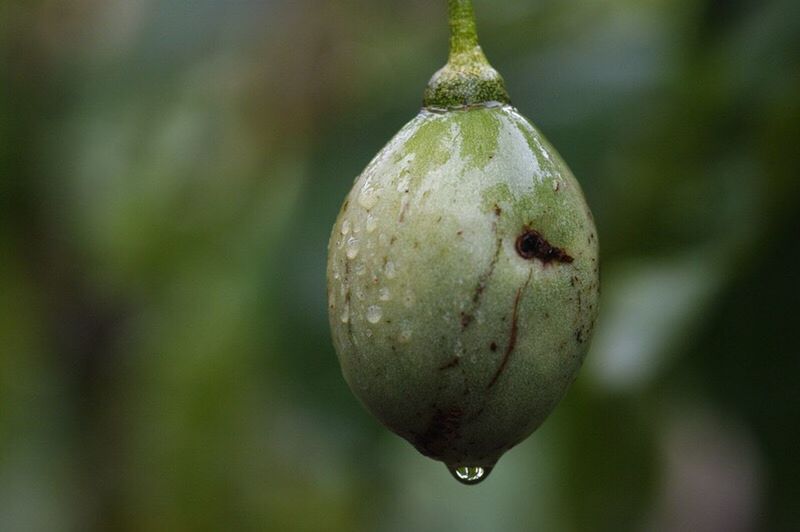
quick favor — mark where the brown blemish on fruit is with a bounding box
[439,357,461,370]
[490,341,497,352]
[487,269,533,389]
[414,406,464,458]
[515,227,573,264]
[461,222,502,329]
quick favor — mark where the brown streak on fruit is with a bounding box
[515,227,573,264]
[488,269,532,389]
[461,222,502,330]
[399,199,410,222]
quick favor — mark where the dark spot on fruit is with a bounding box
[515,228,573,264]
[456,230,463,236]
[493,204,501,216]
[490,341,497,351]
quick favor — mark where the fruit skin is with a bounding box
[327,103,599,469]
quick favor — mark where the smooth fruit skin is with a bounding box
[327,103,599,469]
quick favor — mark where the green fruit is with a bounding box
[327,0,599,485]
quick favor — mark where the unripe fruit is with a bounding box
[327,0,598,484]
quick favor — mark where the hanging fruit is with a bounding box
[327,0,599,485]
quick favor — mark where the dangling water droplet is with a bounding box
[447,464,493,485]
[366,305,382,324]
[378,287,391,301]
[354,262,367,276]
[340,219,351,235]
[340,306,349,324]
[346,237,360,259]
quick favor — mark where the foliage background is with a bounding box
[2,0,799,530]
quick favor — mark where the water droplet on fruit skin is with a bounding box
[447,464,493,485]
[366,214,377,233]
[346,237,360,259]
[358,185,379,209]
[398,331,411,343]
[341,219,351,235]
[366,305,382,324]
[384,261,397,279]
[378,287,391,301]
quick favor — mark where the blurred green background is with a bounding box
[2,0,799,530]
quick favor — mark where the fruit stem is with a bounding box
[423,0,511,109]
[448,0,480,56]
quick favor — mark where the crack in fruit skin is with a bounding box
[327,104,599,470]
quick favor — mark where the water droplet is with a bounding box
[346,237,360,259]
[366,305,382,324]
[454,339,464,358]
[340,219,351,235]
[340,306,349,323]
[366,214,377,233]
[354,263,366,276]
[447,465,493,485]
[378,233,389,246]
[358,185,379,209]
[378,287,391,301]
[384,261,397,279]
[398,322,412,343]
[365,328,373,338]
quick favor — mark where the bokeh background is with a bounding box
[2,0,799,530]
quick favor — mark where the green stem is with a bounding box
[448,0,479,56]
[423,0,510,109]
